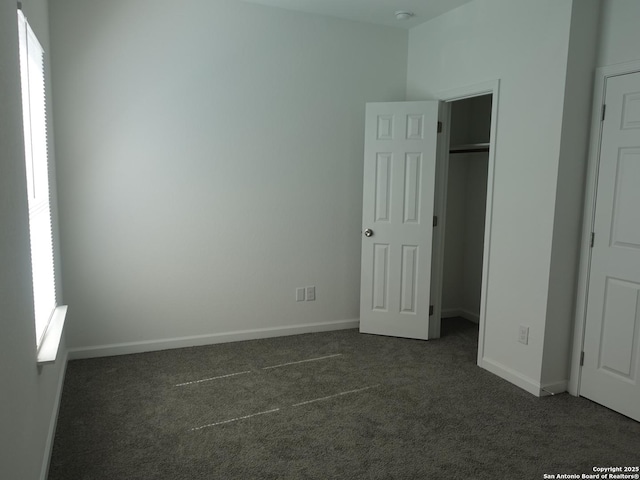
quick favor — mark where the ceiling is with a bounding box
[240,0,474,29]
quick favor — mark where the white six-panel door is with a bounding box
[581,71,640,422]
[359,101,440,340]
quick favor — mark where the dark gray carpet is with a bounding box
[49,318,640,479]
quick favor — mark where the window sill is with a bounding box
[37,305,67,365]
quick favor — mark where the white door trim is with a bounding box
[433,79,500,366]
[569,59,640,396]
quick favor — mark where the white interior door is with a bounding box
[581,71,640,422]
[359,101,440,339]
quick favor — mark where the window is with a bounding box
[17,8,66,361]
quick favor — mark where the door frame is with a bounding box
[569,59,640,396]
[431,80,500,367]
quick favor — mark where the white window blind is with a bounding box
[17,10,57,348]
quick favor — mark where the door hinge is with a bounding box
[433,216,438,227]
[601,104,606,122]
[580,351,585,366]
[429,305,434,316]
[437,121,442,133]
[590,232,595,248]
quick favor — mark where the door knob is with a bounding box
[364,228,374,237]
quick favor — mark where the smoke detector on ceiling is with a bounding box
[395,10,414,21]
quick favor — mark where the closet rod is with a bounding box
[449,147,490,154]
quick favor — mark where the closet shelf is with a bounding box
[449,142,490,154]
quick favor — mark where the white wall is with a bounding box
[441,152,488,321]
[442,157,465,311]
[449,95,492,147]
[442,96,490,321]
[408,0,576,391]
[541,0,600,390]
[0,0,67,478]
[462,154,488,317]
[49,0,408,351]
[597,0,640,68]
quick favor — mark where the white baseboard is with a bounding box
[481,359,567,397]
[40,349,69,480]
[480,357,543,397]
[68,319,360,360]
[540,380,568,397]
[441,307,479,324]
[441,308,461,318]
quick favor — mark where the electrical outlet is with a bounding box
[305,286,315,301]
[296,287,305,302]
[518,325,529,345]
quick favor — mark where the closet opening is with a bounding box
[439,94,492,341]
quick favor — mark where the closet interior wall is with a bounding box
[441,95,492,323]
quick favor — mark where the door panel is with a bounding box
[610,149,640,249]
[598,277,640,379]
[372,243,390,311]
[360,101,439,340]
[581,71,640,422]
[375,154,392,222]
